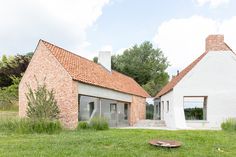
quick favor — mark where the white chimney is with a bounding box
[98,51,111,72]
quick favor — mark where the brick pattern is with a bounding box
[19,40,147,128]
[42,40,149,98]
[206,35,231,52]
[129,96,146,125]
[19,41,78,129]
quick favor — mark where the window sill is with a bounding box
[186,120,209,123]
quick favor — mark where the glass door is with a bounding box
[156,102,161,120]
[110,103,117,127]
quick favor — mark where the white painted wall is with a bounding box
[78,82,132,102]
[172,51,236,129]
[159,91,178,128]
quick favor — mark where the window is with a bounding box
[110,103,117,113]
[89,102,94,117]
[79,95,98,121]
[166,101,169,112]
[183,96,207,120]
[124,104,128,120]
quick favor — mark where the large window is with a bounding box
[110,103,117,113]
[79,95,99,121]
[79,95,130,127]
[183,96,207,120]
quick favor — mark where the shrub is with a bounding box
[0,77,20,111]
[0,118,62,134]
[221,118,236,131]
[77,121,90,130]
[26,79,60,120]
[89,116,109,130]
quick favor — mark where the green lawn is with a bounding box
[0,129,236,157]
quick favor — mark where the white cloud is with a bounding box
[0,0,109,56]
[195,0,230,8]
[154,15,236,75]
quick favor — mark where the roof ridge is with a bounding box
[40,39,150,98]
[41,40,126,75]
[224,42,234,53]
[41,39,101,67]
[155,51,208,98]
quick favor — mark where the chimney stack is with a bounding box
[98,51,111,72]
[205,34,230,52]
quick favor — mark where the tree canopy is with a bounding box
[0,52,33,87]
[93,41,169,96]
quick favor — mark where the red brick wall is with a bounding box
[19,41,78,129]
[129,96,146,125]
[205,35,231,52]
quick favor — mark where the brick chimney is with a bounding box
[98,51,111,72]
[205,34,231,52]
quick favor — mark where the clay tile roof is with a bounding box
[155,42,233,98]
[41,40,150,98]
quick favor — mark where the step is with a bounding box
[134,120,166,127]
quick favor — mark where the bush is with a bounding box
[89,116,109,130]
[221,118,236,131]
[77,121,90,130]
[0,77,20,111]
[26,79,60,120]
[0,118,62,134]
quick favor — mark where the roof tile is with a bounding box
[41,40,150,98]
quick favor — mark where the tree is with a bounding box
[0,76,20,110]
[112,41,169,96]
[26,79,60,120]
[0,53,33,87]
[93,56,98,63]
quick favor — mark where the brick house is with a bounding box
[19,40,149,129]
[154,35,236,129]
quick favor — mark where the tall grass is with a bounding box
[0,118,62,134]
[0,101,19,111]
[77,121,90,130]
[77,117,109,130]
[89,116,109,130]
[221,118,236,131]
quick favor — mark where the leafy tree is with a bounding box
[26,79,60,120]
[0,76,20,110]
[111,41,169,96]
[0,53,32,87]
[93,56,98,63]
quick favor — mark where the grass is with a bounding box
[0,111,236,157]
[221,118,236,131]
[0,111,18,119]
[0,102,19,111]
[0,129,236,156]
[0,111,62,134]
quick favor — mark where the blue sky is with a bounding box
[0,0,236,75]
[87,0,236,53]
